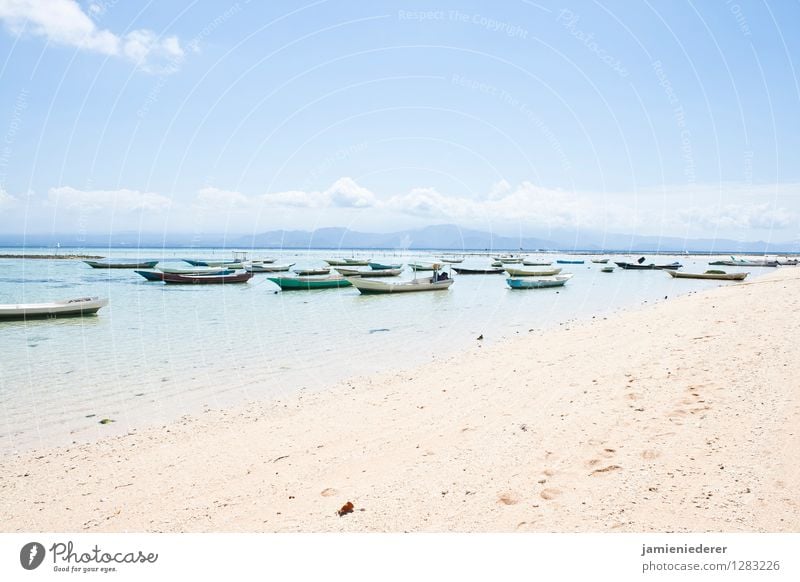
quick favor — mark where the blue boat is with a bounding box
[368,262,403,270]
[556,259,585,264]
[506,275,572,289]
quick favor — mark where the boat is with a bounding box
[409,262,440,272]
[504,266,562,277]
[777,258,798,266]
[348,273,454,294]
[556,259,585,264]
[334,267,403,277]
[522,259,552,266]
[493,255,523,263]
[713,257,778,267]
[591,258,609,264]
[0,297,109,320]
[506,275,572,289]
[323,258,349,266]
[160,272,253,284]
[343,258,371,266]
[601,266,615,273]
[666,270,748,281]
[158,266,233,275]
[183,258,240,267]
[452,266,505,275]
[439,257,464,263]
[245,263,295,273]
[368,262,403,270]
[491,261,503,267]
[615,261,683,270]
[500,258,523,264]
[135,270,167,281]
[267,275,352,290]
[84,260,158,269]
[293,267,331,276]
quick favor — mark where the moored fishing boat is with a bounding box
[504,266,562,277]
[245,263,295,273]
[506,275,572,289]
[591,258,610,264]
[323,258,349,266]
[160,271,253,284]
[409,262,439,272]
[601,265,615,273]
[522,259,552,266]
[368,262,403,270]
[348,274,453,294]
[615,261,682,270]
[0,297,109,320]
[556,259,585,264]
[267,275,352,290]
[666,270,748,281]
[343,258,371,266]
[84,259,158,269]
[452,266,505,274]
[334,267,403,277]
[158,266,233,275]
[439,256,464,263]
[714,257,778,267]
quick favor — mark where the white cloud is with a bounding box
[48,186,171,212]
[0,185,18,207]
[0,0,185,73]
[386,186,474,218]
[324,177,375,208]
[679,203,798,231]
[259,189,326,208]
[195,186,250,209]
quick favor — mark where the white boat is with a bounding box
[348,274,454,294]
[506,275,572,289]
[245,262,295,273]
[0,297,109,320]
[601,265,615,273]
[439,256,464,263]
[522,259,552,266]
[504,266,562,277]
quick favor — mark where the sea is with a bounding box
[0,248,757,454]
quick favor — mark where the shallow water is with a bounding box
[0,248,756,453]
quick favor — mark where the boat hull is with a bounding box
[368,262,403,270]
[0,297,109,320]
[615,262,683,270]
[452,267,505,274]
[557,260,584,264]
[504,267,562,277]
[506,276,571,289]
[667,271,748,281]
[84,260,158,269]
[335,267,403,277]
[348,276,454,294]
[267,276,352,290]
[160,272,253,284]
[245,263,295,272]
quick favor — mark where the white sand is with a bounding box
[1,269,798,532]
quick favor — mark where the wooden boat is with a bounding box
[500,258,523,264]
[368,262,402,270]
[323,258,349,266]
[504,266,562,277]
[160,271,253,284]
[615,261,682,270]
[601,266,615,273]
[0,296,108,320]
[491,261,503,267]
[591,258,609,264]
[506,275,572,289]
[293,267,331,276]
[439,257,464,263]
[245,263,295,273]
[334,267,403,277]
[343,258,371,266]
[135,270,166,281]
[667,270,748,281]
[158,266,232,275]
[522,259,552,266]
[777,259,798,266]
[267,275,352,290]
[183,258,239,267]
[493,255,523,263]
[452,266,505,274]
[716,259,778,267]
[409,262,440,272]
[348,274,453,294]
[84,260,158,269]
[557,259,585,264]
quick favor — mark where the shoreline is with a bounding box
[1,269,798,532]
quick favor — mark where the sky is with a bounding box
[0,0,798,244]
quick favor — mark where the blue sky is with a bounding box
[0,0,798,242]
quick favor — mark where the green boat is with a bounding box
[267,275,352,290]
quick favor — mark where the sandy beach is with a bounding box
[1,268,798,533]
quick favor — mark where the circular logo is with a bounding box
[20,542,46,570]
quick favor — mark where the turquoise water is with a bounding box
[0,248,754,453]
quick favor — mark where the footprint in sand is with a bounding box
[589,465,622,476]
[540,488,561,500]
[320,488,339,497]
[600,448,616,458]
[641,450,661,460]
[497,493,520,505]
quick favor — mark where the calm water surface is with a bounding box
[0,248,756,453]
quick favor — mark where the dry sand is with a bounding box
[1,269,799,532]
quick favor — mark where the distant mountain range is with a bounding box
[2,224,798,253]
